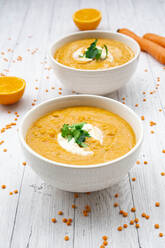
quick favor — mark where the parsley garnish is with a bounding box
[61,123,91,147]
[84,39,108,61]
[84,39,102,60]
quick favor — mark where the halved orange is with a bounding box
[0,76,26,105]
[73,8,102,31]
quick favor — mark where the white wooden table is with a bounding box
[0,0,165,247]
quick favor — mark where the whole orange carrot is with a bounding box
[117,28,165,64]
[143,33,165,48]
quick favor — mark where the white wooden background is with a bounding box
[0,0,165,247]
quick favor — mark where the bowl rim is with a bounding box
[48,30,140,73]
[19,95,143,169]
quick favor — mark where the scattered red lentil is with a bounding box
[114,202,119,207]
[114,193,119,198]
[117,226,122,231]
[17,56,22,61]
[45,89,48,92]
[134,218,139,223]
[155,202,160,207]
[135,104,138,107]
[83,210,88,217]
[136,160,140,165]
[150,130,154,134]
[144,161,148,165]
[68,218,72,223]
[131,207,136,212]
[146,215,150,220]
[22,162,26,166]
[136,224,140,228]
[141,116,145,120]
[161,172,165,176]
[123,224,128,228]
[154,224,160,229]
[0,140,4,145]
[130,220,134,225]
[66,220,71,226]
[159,233,163,237]
[58,211,63,215]
[72,204,76,209]
[141,212,146,218]
[1,185,6,189]
[123,212,128,217]
[62,218,67,223]
[32,103,35,106]
[143,91,146,94]
[143,98,146,102]
[85,205,91,212]
[102,236,108,241]
[3,149,7,152]
[59,92,62,95]
[144,69,148,72]
[150,121,156,126]
[100,246,105,248]
[64,235,69,241]
[119,210,124,215]
[9,192,13,195]
[132,177,136,182]
[74,193,78,198]
[103,241,108,246]
[162,150,165,153]
[51,218,56,223]
[35,87,39,90]
[14,190,18,194]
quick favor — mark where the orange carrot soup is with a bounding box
[54,38,134,70]
[26,107,136,165]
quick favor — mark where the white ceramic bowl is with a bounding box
[48,31,140,95]
[19,95,143,192]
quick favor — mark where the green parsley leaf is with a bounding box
[61,122,91,147]
[104,44,108,58]
[84,39,108,61]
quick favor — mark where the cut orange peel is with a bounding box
[72,8,102,31]
[0,76,26,105]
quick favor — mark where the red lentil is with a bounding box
[102,236,108,241]
[1,185,6,189]
[155,202,160,207]
[103,241,108,246]
[136,224,140,228]
[117,226,122,231]
[58,211,63,215]
[123,224,128,228]
[51,218,56,223]
[154,224,159,229]
[146,215,150,220]
[131,207,136,212]
[159,233,163,237]
[130,220,134,225]
[64,235,69,241]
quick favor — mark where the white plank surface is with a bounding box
[0,0,165,247]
